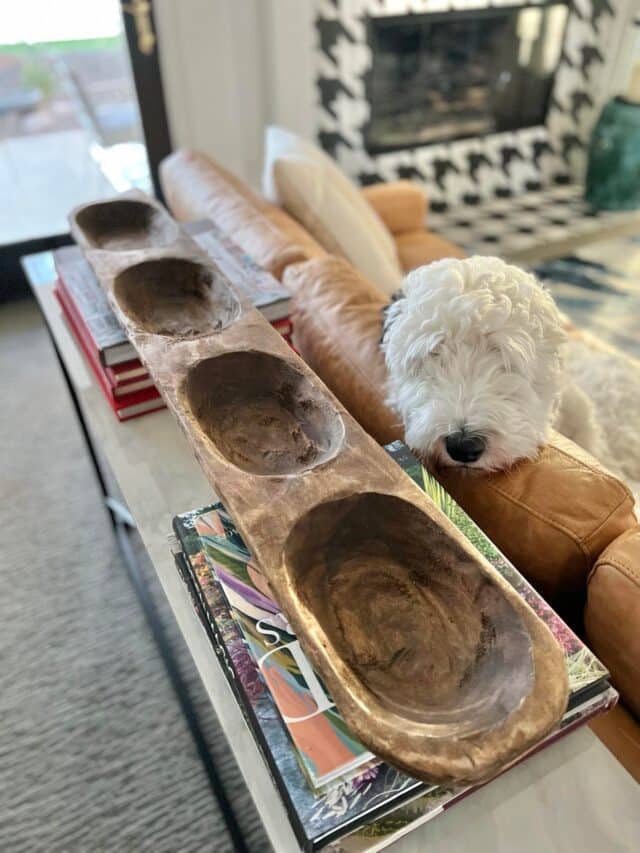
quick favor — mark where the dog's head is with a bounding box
[382,256,567,471]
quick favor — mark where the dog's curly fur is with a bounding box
[382,256,585,471]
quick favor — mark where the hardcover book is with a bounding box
[105,360,151,386]
[55,245,137,366]
[172,441,615,851]
[55,286,165,421]
[191,222,292,323]
[185,508,375,791]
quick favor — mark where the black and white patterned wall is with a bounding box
[314,0,620,210]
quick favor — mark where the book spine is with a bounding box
[54,248,132,364]
[113,377,155,398]
[57,287,163,421]
[56,286,119,406]
[114,398,165,422]
[173,551,242,695]
[56,275,110,380]
[104,360,148,386]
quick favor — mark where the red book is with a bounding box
[54,246,136,366]
[55,286,165,421]
[271,317,292,333]
[106,365,155,397]
[105,360,150,386]
[55,264,149,391]
[112,375,156,398]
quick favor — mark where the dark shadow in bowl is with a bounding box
[74,199,179,250]
[183,351,345,476]
[113,257,240,336]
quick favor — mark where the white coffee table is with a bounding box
[26,254,639,853]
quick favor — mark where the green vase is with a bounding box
[585,97,640,211]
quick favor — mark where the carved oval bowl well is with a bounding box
[284,492,535,739]
[113,257,241,337]
[74,199,180,251]
[182,350,345,476]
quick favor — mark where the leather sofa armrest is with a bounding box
[361,181,428,235]
[159,149,325,280]
[437,434,636,628]
[585,525,640,719]
[160,148,259,222]
[283,255,637,623]
[590,703,640,782]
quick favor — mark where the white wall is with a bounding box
[154,0,268,189]
[598,1,640,104]
[153,0,317,190]
[260,0,317,139]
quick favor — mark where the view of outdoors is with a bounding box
[0,0,150,245]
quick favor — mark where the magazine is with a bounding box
[190,508,375,790]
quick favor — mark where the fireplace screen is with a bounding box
[364,4,569,153]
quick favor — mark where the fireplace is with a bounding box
[364,4,569,154]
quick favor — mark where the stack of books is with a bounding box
[54,246,164,421]
[55,220,294,421]
[171,441,617,852]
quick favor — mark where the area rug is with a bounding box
[532,236,640,499]
[532,234,640,361]
[0,300,270,852]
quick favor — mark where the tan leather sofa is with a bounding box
[161,149,640,781]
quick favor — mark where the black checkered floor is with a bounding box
[428,184,639,257]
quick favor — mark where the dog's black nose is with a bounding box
[445,432,486,463]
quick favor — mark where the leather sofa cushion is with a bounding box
[160,149,325,279]
[585,525,640,718]
[361,181,428,235]
[395,229,467,273]
[285,257,402,445]
[284,255,637,619]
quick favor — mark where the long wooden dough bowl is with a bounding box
[70,192,569,785]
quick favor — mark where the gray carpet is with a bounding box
[0,299,272,852]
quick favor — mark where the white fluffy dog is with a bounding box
[382,256,602,472]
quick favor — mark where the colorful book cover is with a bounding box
[173,517,426,851]
[191,509,375,790]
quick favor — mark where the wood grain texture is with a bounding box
[69,192,569,785]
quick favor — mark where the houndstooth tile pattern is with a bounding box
[314,0,620,206]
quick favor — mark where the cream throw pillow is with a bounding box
[263,126,403,296]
